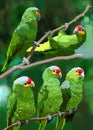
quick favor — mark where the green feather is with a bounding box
[7,76,35,129]
[56,67,84,130]
[27,25,86,57]
[37,66,63,130]
[2,7,40,72]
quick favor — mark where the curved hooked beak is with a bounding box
[73,28,78,34]
[80,72,84,80]
[57,72,62,79]
[36,11,41,21]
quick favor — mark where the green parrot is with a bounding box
[56,67,85,130]
[7,76,35,130]
[37,65,63,130]
[2,7,41,72]
[27,25,86,56]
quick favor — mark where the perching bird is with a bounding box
[2,7,41,72]
[7,76,35,130]
[56,67,84,130]
[27,25,86,56]
[37,65,63,130]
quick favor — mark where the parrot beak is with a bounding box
[73,28,85,35]
[36,10,41,21]
[30,81,35,87]
[57,72,62,79]
[79,72,84,80]
[24,81,35,88]
[73,28,78,34]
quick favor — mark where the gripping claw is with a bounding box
[34,41,40,47]
[66,109,73,114]
[16,120,21,126]
[46,114,52,121]
[58,111,62,117]
[64,23,69,30]
[22,57,30,65]
[25,119,29,124]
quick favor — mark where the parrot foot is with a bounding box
[49,30,54,37]
[58,111,62,117]
[25,119,29,124]
[64,23,69,30]
[16,120,21,126]
[46,114,52,121]
[22,57,30,65]
[34,41,40,47]
[66,109,73,114]
[73,107,77,112]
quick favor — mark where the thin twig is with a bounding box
[3,111,70,130]
[0,5,92,79]
[0,54,83,79]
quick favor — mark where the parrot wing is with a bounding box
[37,83,49,117]
[7,93,17,126]
[56,80,71,130]
[60,80,71,110]
[7,23,30,58]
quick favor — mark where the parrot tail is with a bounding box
[1,59,10,72]
[38,120,47,130]
[56,117,65,130]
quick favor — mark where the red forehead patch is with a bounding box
[76,25,83,31]
[27,77,32,84]
[55,68,61,74]
[78,69,84,74]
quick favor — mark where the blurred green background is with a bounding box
[0,0,93,130]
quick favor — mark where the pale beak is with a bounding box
[30,81,35,87]
[36,11,41,21]
[73,28,78,34]
[58,72,62,79]
[80,72,84,80]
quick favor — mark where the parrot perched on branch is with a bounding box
[2,7,41,72]
[7,76,35,130]
[56,67,85,130]
[27,25,86,56]
[37,65,63,130]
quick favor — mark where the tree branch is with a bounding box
[3,110,71,130]
[0,54,83,79]
[28,4,92,59]
[0,5,92,80]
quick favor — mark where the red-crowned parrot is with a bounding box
[56,67,85,130]
[37,65,63,130]
[2,7,41,72]
[7,76,35,130]
[27,25,86,56]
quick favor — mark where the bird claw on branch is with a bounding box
[58,111,62,117]
[46,114,52,121]
[34,41,40,47]
[22,57,30,65]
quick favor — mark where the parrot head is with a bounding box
[14,76,35,88]
[21,7,41,22]
[48,65,62,78]
[67,67,84,81]
[73,25,85,35]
